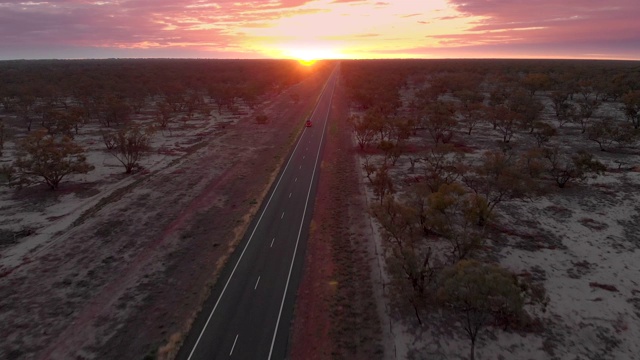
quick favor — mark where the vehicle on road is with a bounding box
[305,120,312,127]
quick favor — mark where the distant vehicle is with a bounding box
[305,120,312,127]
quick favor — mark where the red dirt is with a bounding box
[0,70,329,360]
[290,73,383,359]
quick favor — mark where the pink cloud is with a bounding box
[0,0,316,57]
[0,0,638,59]
[443,0,640,46]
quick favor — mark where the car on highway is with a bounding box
[305,120,312,127]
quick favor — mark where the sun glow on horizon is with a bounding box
[242,0,472,61]
[4,0,635,61]
[298,59,317,66]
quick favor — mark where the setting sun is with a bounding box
[298,59,316,66]
[285,46,344,61]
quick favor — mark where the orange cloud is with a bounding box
[0,0,638,60]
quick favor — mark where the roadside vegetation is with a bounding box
[0,59,333,360]
[342,59,640,359]
[0,59,316,189]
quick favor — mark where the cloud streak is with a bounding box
[443,0,640,46]
[0,0,638,59]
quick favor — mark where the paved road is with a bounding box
[177,65,338,360]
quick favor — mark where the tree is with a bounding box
[0,119,5,156]
[14,129,93,190]
[41,109,79,138]
[462,151,533,225]
[154,101,174,129]
[437,260,544,360]
[422,100,457,145]
[105,125,153,174]
[98,95,131,127]
[16,92,36,132]
[506,88,543,133]
[426,183,489,260]
[492,106,519,143]
[621,90,640,129]
[0,163,13,186]
[521,73,550,96]
[531,121,557,147]
[371,195,436,324]
[543,147,606,188]
[586,117,635,151]
[379,139,403,166]
[420,144,464,193]
[572,98,600,133]
[370,164,394,204]
[348,114,376,150]
[455,90,486,135]
[550,91,571,126]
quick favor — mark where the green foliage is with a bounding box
[531,121,557,147]
[437,260,535,360]
[422,100,457,145]
[420,144,464,192]
[0,163,14,185]
[572,98,600,133]
[14,129,93,189]
[0,119,5,156]
[521,73,551,95]
[572,150,607,177]
[426,183,489,260]
[543,147,606,188]
[506,88,544,133]
[98,95,131,127]
[371,195,437,322]
[463,150,534,224]
[621,90,640,128]
[154,101,174,129]
[586,117,636,151]
[348,114,375,150]
[104,125,153,174]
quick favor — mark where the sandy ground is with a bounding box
[350,83,640,360]
[0,69,329,359]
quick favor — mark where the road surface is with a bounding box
[177,65,338,360]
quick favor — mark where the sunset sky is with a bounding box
[1,0,639,60]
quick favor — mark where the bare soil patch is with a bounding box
[0,70,329,359]
[347,67,640,359]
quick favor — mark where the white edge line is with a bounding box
[267,70,337,360]
[186,67,333,360]
[229,334,239,356]
[254,276,261,290]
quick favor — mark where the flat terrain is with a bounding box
[290,71,385,360]
[177,67,339,360]
[0,66,329,359]
[345,63,640,359]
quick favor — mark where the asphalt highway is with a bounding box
[177,65,338,360]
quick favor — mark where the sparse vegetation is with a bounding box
[104,124,153,174]
[14,129,94,189]
[343,59,640,360]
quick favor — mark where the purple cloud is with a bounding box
[443,0,640,46]
[0,0,316,58]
